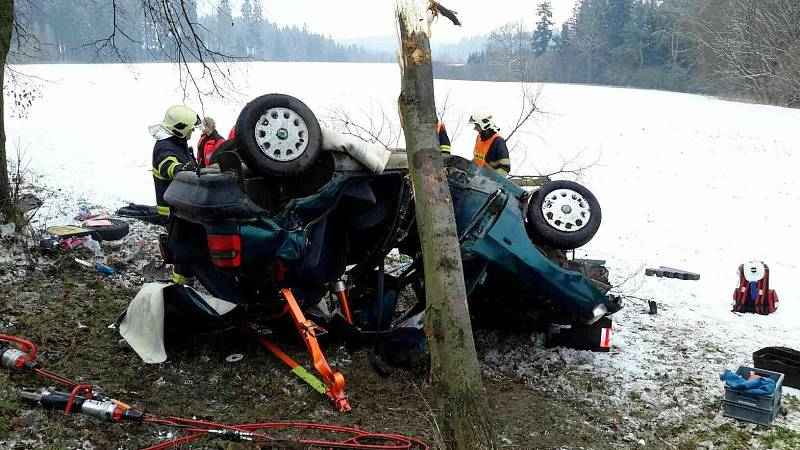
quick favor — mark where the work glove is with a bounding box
[178,160,198,173]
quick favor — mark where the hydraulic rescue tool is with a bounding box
[0,334,426,449]
[17,389,145,423]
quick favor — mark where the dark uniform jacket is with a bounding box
[437,123,451,153]
[152,136,194,216]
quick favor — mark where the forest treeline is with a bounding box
[436,0,800,107]
[11,0,799,106]
[10,0,390,64]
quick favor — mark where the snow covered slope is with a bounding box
[6,62,800,434]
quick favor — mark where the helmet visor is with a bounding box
[469,114,492,128]
[172,115,202,131]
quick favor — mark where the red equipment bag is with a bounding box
[732,261,779,315]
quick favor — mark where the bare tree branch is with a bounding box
[324,100,401,148]
[429,1,461,26]
[509,148,603,182]
[506,82,545,141]
[692,0,800,105]
[435,88,466,143]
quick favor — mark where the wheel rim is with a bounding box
[541,188,592,232]
[254,107,309,162]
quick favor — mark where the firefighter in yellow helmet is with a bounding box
[469,111,510,176]
[149,105,202,219]
[148,105,202,285]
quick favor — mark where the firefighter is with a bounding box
[149,105,202,285]
[196,116,225,168]
[150,105,202,218]
[437,122,451,154]
[469,111,511,176]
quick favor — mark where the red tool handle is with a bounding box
[0,335,37,360]
[64,385,93,417]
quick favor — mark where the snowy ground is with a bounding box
[5,62,800,446]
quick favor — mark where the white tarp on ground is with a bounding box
[118,283,236,364]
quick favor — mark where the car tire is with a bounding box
[234,94,321,176]
[82,218,131,242]
[527,180,601,250]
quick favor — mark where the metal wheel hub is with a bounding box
[541,188,591,232]
[254,107,308,162]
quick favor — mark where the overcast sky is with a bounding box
[199,1,578,42]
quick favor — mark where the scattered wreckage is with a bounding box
[120,93,621,411]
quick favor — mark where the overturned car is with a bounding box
[153,94,620,410]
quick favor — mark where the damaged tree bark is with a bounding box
[395,2,494,449]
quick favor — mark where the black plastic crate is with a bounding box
[754,347,800,389]
[722,366,783,426]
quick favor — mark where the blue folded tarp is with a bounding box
[720,369,777,395]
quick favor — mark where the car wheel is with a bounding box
[527,180,601,250]
[82,218,131,242]
[234,94,321,176]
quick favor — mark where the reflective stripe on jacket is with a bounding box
[437,123,451,153]
[152,136,193,216]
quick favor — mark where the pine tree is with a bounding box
[605,0,632,51]
[619,0,652,69]
[240,0,252,22]
[239,0,252,55]
[532,1,554,56]
[250,0,264,58]
[570,0,607,83]
[216,0,233,53]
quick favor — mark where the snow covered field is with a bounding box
[6,62,800,443]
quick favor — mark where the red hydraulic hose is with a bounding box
[141,432,202,450]
[3,335,429,450]
[142,420,429,449]
[32,367,79,387]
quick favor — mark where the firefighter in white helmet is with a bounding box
[468,111,511,176]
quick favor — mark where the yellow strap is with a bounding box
[492,158,511,166]
[156,205,171,217]
[439,145,451,153]
[291,365,328,394]
[172,271,193,285]
[495,168,509,177]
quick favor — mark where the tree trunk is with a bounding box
[0,0,14,223]
[586,48,593,83]
[395,2,494,449]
